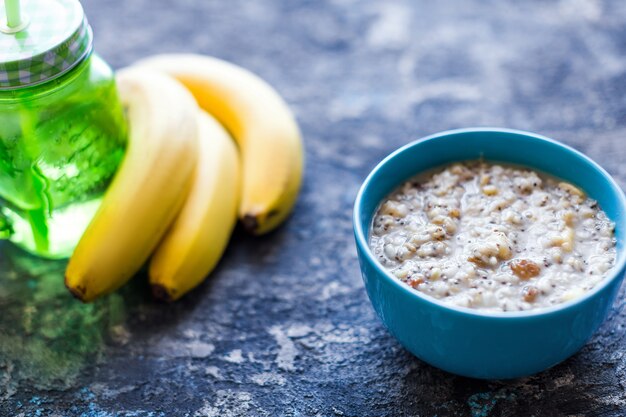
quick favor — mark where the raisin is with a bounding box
[522,286,539,302]
[408,277,424,288]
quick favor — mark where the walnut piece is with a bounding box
[468,255,490,268]
[510,259,541,280]
[558,182,584,197]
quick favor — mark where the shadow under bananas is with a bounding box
[0,238,214,399]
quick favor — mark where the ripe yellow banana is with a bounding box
[65,68,199,302]
[150,110,240,302]
[137,54,304,235]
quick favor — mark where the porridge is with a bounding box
[369,161,617,312]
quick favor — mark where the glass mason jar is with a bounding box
[0,0,127,258]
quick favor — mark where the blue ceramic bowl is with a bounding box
[353,128,626,379]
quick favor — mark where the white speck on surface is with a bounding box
[183,329,201,339]
[321,325,371,344]
[407,81,482,106]
[286,324,313,338]
[318,281,353,301]
[204,366,222,379]
[89,383,137,399]
[596,393,626,407]
[361,134,385,149]
[332,407,345,416]
[188,341,216,358]
[250,372,287,386]
[223,349,245,364]
[552,371,575,388]
[366,3,411,49]
[293,322,374,365]
[153,337,215,359]
[0,362,16,401]
[193,401,222,416]
[109,324,131,345]
[269,326,298,371]
[559,0,601,21]
[329,93,372,121]
[194,390,265,417]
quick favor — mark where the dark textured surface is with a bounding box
[2,0,626,415]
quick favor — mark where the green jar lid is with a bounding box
[0,0,93,90]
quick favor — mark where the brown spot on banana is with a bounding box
[64,277,87,303]
[241,214,260,234]
[242,209,282,234]
[151,284,175,303]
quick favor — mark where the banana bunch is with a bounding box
[137,54,304,235]
[65,54,303,302]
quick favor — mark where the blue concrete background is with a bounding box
[1,0,625,415]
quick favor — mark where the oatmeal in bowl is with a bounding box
[353,128,626,379]
[370,161,617,312]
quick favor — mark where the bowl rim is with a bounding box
[353,127,626,319]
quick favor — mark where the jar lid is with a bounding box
[0,0,93,90]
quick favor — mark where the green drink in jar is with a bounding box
[0,0,127,258]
